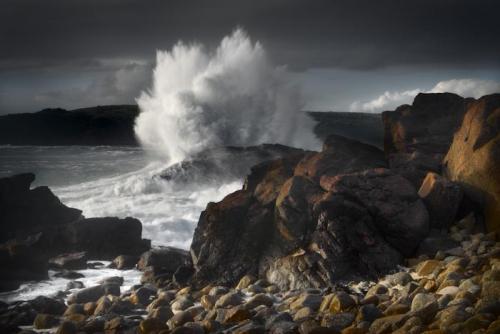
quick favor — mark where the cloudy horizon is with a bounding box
[1,0,499,114]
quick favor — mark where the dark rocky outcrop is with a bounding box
[0,173,150,291]
[190,135,429,289]
[382,93,469,186]
[0,105,139,146]
[0,172,82,243]
[443,93,500,232]
[190,154,307,287]
[62,217,150,259]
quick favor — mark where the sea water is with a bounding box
[0,145,241,301]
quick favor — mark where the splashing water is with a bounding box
[135,28,319,164]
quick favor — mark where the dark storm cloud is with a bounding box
[1,0,500,72]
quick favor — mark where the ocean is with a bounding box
[0,145,240,301]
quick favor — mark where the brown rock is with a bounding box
[443,93,500,231]
[382,92,468,186]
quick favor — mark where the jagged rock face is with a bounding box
[319,169,429,257]
[443,94,500,232]
[294,134,386,182]
[190,153,307,287]
[0,173,151,290]
[190,190,275,287]
[0,173,82,243]
[190,135,429,289]
[382,93,469,186]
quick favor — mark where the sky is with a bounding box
[1,0,499,114]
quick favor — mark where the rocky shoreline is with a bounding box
[0,92,499,333]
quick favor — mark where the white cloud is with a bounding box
[349,89,421,113]
[349,78,500,112]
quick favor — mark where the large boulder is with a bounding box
[191,152,306,287]
[0,173,82,243]
[320,168,429,256]
[63,217,151,259]
[191,190,275,287]
[265,168,428,290]
[138,247,191,286]
[382,93,469,186]
[190,135,427,289]
[443,93,500,231]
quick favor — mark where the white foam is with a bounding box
[54,161,241,249]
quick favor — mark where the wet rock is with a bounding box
[172,296,195,312]
[236,275,256,290]
[200,295,216,310]
[66,280,84,290]
[416,260,442,276]
[148,305,174,323]
[53,270,84,279]
[321,312,355,332]
[110,255,139,270]
[168,310,194,329]
[131,286,157,306]
[215,291,245,308]
[437,305,471,330]
[223,305,252,324]
[30,296,66,315]
[33,313,60,329]
[369,314,409,334]
[98,276,124,286]
[139,317,168,333]
[232,321,266,334]
[410,293,438,322]
[67,284,120,304]
[245,294,274,309]
[63,304,85,316]
[290,294,323,311]
[49,252,87,270]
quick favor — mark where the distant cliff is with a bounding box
[0,106,384,147]
[0,105,139,146]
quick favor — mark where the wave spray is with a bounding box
[135,28,318,164]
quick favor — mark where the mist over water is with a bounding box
[135,28,319,164]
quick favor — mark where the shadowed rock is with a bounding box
[382,93,469,186]
[0,173,82,243]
